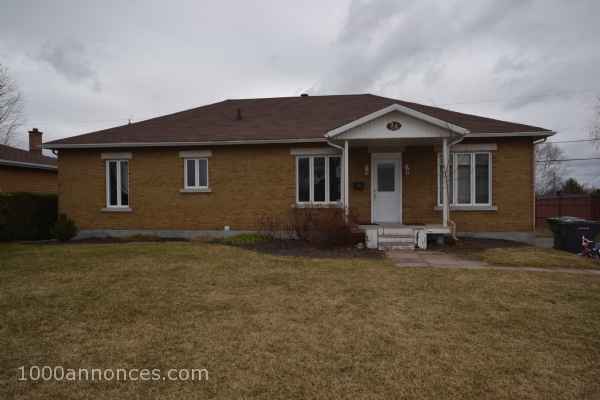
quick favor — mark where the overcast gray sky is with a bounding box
[1,0,599,186]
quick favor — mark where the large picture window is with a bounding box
[106,159,129,208]
[296,155,342,204]
[437,152,491,207]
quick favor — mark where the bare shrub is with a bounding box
[256,213,292,240]
[290,206,364,247]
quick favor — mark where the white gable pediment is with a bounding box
[326,104,469,140]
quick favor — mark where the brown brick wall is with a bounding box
[59,145,306,231]
[0,165,57,193]
[348,146,371,224]
[403,137,535,232]
[58,138,534,233]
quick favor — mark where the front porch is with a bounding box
[325,104,462,243]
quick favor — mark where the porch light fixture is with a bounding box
[404,163,410,176]
[364,164,369,176]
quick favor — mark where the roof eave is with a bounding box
[466,131,555,138]
[0,159,57,171]
[43,137,328,150]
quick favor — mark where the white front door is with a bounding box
[372,155,402,223]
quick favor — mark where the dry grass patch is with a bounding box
[1,242,600,399]
[481,246,600,269]
[437,238,600,270]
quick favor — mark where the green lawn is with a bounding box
[1,242,600,399]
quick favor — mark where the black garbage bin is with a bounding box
[546,216,600,253]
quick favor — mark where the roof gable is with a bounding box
[326,104,469,139]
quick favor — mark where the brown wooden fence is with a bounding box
[536,194,600,229]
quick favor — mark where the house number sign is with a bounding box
[386,121,402,131]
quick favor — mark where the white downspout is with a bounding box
[344,140,350,217]
[446,134,464,240]
[326,140,344,152]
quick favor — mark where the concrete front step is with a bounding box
[379,243,415,250]
[379,227,414,236]
[378,229,416,250]
[378,235,414,244]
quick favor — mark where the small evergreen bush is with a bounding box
[0,193,57,241]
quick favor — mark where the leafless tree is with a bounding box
[535,142,569,195]
[591,96,600,149]
[0,64,24,145]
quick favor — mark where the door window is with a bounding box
[377,162,395,192]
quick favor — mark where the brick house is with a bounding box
[0,129,57,193]
[44,94,554,248]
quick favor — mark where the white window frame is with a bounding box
[105,159,129,208]
[295,155,342,205]
[183,158,209,190]
[437,152,492,207]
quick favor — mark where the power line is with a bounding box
[536,157,600,163]
[546,138,600,144]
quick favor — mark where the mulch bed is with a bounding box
[235,239,385,259]
[435,237,529,251]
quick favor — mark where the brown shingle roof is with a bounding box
[0,144,57,169]
[45,94,552,147]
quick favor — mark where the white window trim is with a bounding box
[437,152,492,208]
[183,158,210,190]
[179,150,212,158]
[105,159,129,208]
[295,155,342,205]
[101,152,132,160]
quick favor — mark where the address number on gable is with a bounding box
[386,121,402,131]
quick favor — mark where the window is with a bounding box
[377,162,395,192]
[329,157,341,202]
[475,153,490,204]
[437,152,491,206]
[296,155,342,204]
[456,154,471,204]
[106,160,129,208]
[184,158,209,189]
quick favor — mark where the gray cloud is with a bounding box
[0,0,598,186]
[37,40,94,81]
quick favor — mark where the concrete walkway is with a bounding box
[534,237,554,248]
[387,250,600,275]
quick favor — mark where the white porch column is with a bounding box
[442,137,449,227]
[344,140,350,217]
